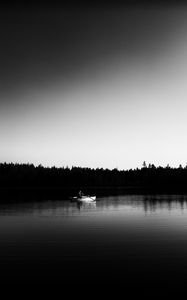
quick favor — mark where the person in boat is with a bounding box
[78,190,84,198]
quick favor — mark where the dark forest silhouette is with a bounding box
[1,161,187,200]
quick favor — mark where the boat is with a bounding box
[77,196,96,202]
[71,195,96,202]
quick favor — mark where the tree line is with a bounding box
[1,162,187,194]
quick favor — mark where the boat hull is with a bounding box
[77,196,96,202]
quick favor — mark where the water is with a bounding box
[1,194,187,287]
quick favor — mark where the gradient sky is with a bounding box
[1,2,187,169]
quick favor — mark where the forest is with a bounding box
[1,162,187,201]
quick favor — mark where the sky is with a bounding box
[1,2,187,170]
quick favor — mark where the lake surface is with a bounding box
[1,194,187,288]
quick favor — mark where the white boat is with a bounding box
[77,196,96,202]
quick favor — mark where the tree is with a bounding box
[142,161,147,168]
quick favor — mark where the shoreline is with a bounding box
[1,186,187,203]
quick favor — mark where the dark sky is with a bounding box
[0,1,185,102]
[1,2,187,169]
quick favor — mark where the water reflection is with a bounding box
[142,195,187,213]
[0,198,98,217]
[1,194,187,286]
[0,194,187,216]
[76,201,97,210]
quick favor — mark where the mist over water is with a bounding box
[1,194,187,287]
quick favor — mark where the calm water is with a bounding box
[1,194,187,287]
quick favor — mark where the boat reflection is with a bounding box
[77,201,97,210]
